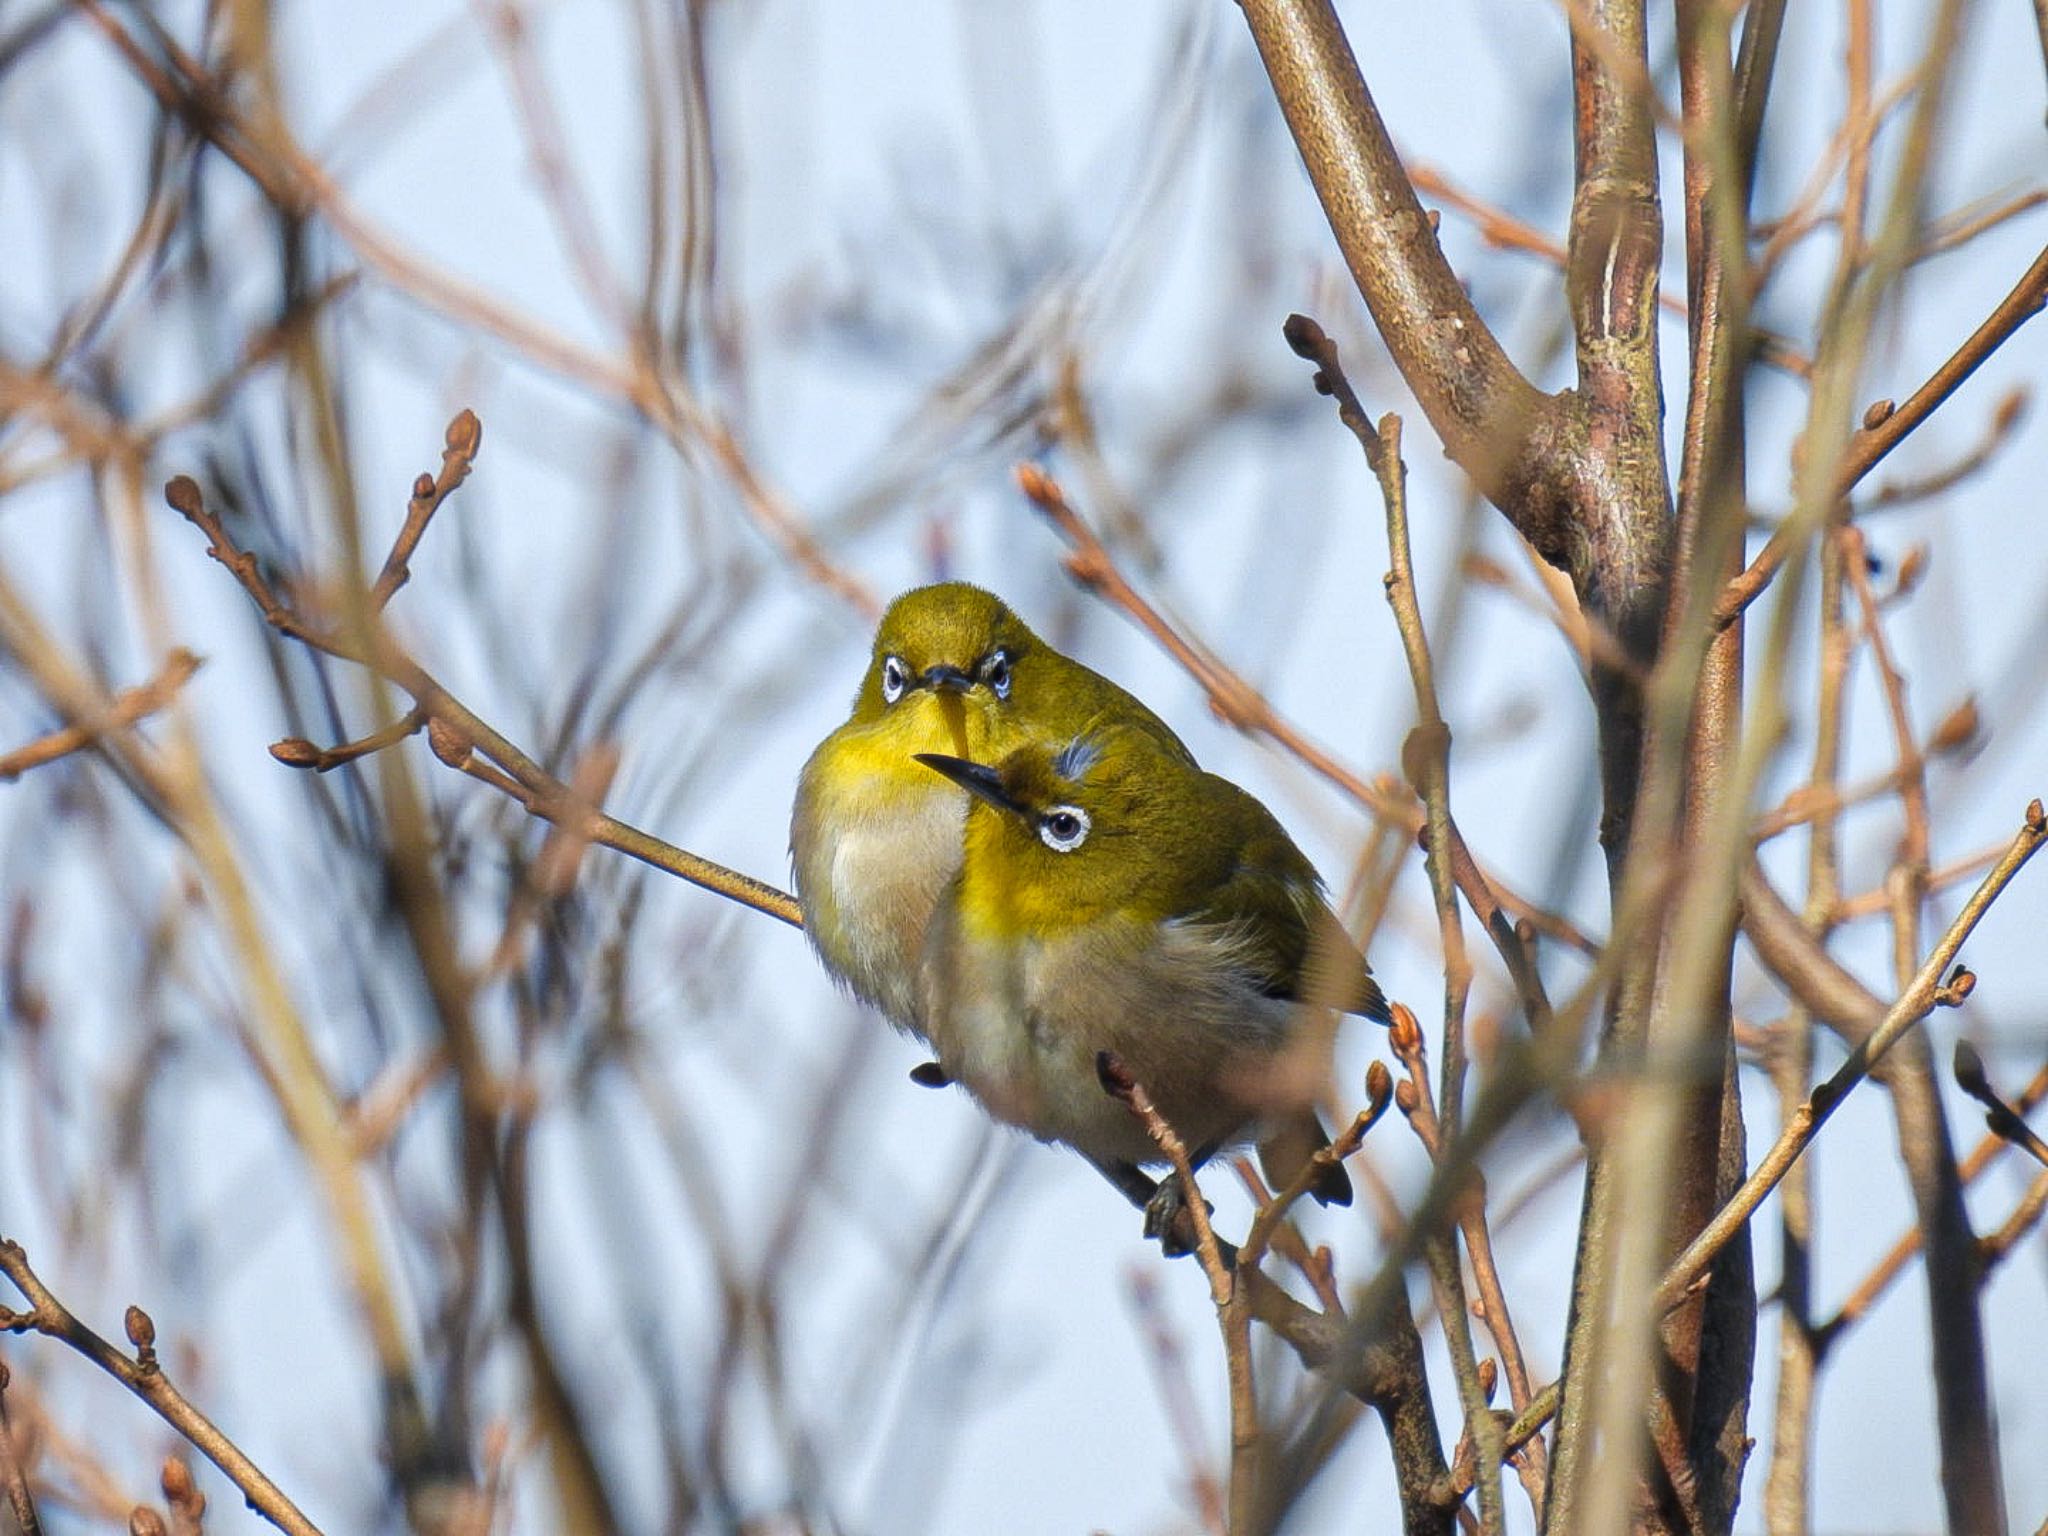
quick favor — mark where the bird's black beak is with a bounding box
[920,663,973,694]
[913,753,1026,816]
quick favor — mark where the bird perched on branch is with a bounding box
[913,725,1388,1237]
[791,582,1188,1030]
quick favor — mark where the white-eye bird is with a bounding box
[913,724,1389,1229]
[790,582,1189,1031]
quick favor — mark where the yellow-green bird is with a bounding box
[790,582,1189,1031]
[913,724,1388,1231]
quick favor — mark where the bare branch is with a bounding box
[1718,245,2048,626]
[1668,801,2046,1308]
[0,1244,322,1536]
[1234,0,1572,559]
[0,649,201,783]
[166,449,803,930]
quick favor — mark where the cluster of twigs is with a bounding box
[1016,382,2045,1531]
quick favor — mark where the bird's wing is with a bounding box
[1182,777,1389,1022]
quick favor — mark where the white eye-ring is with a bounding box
[880,655,909,704]
[981,648,1013,699]
[1038,805,1091,852]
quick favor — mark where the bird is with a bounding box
[790,581,1189,1032]
[912,723,1389,1240]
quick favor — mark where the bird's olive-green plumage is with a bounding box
[938,734,1386,1016]
[790,582,1189,1028]
[916,725,1386,1208]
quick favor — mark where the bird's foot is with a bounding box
[1142,1173,1213,1259]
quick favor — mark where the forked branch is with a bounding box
[0,1241,323,1536]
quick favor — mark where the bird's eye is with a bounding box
[1038,805,1091,852]
[981,648,1013,700]
[881,655,909,704]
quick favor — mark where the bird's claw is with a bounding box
[1142,1174,1212,1259]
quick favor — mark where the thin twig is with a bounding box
[1953,1043,2048,1170]
[1097,1054,1258,1532]
[1662,801,2046,1309]
[1766,522,1847,1531]
[1976,1170,2048,1268]
[369,408,482,608]
[1491,802,2046,1479]
[1385,1007,1508,1534]
[0,1360,41,1536]
[270,709,429,773]
[1818,1055,2048,1338]
[1718,245,2048,626]
[0,649,202,782]
[1240,1064,1394,1273]
[0,1243,322,1536]
[165,442,802,929]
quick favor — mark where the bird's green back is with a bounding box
[949,726,1386,1019]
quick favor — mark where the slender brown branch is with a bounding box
[1388,1010,1509,1533]
[432,720,799,926]
[1718,245,2048,626]
[0,1361,40,1536]
[1917,187,2048,259]
[1494,802,2046,1482]
[1749,690,1981,844]
[1840,244,2048,487]
[1862,386,2027,507]
[166,449,802,929]
[0,1243,322,1536]
[0,648,201,782]
[1819,1054,2048,1339]
[1664,801,2046,1310]
[1097,1054,1257,1533]
[1241,1064,1394,1273]
[1234,0,1570,555]
[270,710,428,773]
[1832,839,2005,921]
[1766,524,1848,1532]
[1094,1075,1453,1532]
[1978,1169,2048,1269]
[1359,409,1506,1530]
[369,408,481,608]
[1283,314,1577,1030]
[1953,1042,2048,1170]
[1839,524,1931,908]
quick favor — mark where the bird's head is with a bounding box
[847,582,1055,757]
[915,725,1216,927]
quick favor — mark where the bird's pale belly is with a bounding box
[924,923,1300,1168]
[793,765,965,1032]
